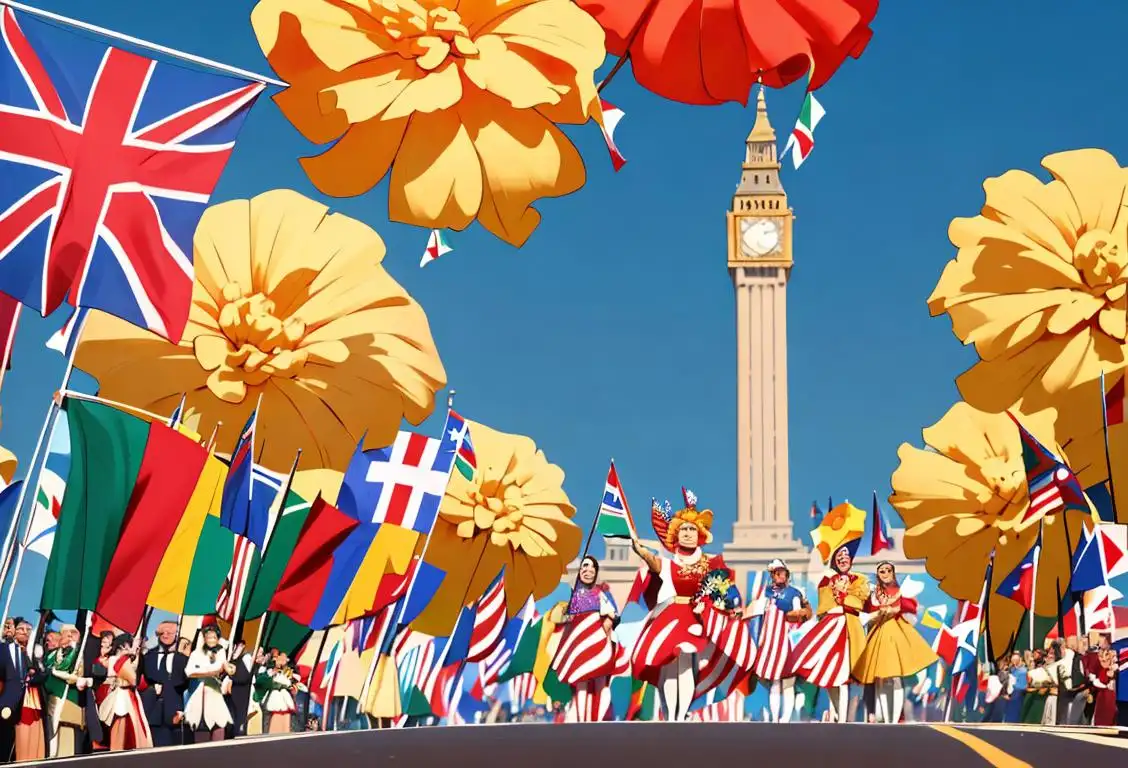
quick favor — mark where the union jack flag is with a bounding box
[0,8,262,341]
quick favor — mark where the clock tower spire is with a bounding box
[723,86,806,591]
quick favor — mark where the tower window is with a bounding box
[754,174,759,184]
[767,175,771,184]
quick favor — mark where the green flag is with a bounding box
[542,666,571,705]
[41,400,149,611]
[404,684,431,717]
[181,512,236,615]
[243,488,312,617]
[497,616,542,683]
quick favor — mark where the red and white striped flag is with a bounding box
[508,672,537,708]
[466,571,508,662]
[594,99,627,172]
[216,535,255,623]
[552,612,618,686]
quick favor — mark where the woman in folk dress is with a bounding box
[747,559,811,723]
[549,555,622,722]
[97,634,152,751]
[184,624,233,742]
[629,489,754,722]
[853,561,937,723]
[790,530,870,722]
[258,650,303,734]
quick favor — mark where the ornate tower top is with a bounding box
[737,87,785,197]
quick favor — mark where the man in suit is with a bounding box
[1056,636,1090,725]
[0,618,32,762]
[140,621,188,747]
[222,640,255,738]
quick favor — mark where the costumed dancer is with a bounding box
[747,559,812,723]
[790,502,871,723]
[43,624,86,757]
[97,634,152,751]
[629,489,753,722]
[184,624,233,742]
[853,561,937,723]
[548,555,623,722]
[257,650,303,734]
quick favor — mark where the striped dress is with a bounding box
[752,584,806,682]
[552,584,623,722]
[790,572,870,689]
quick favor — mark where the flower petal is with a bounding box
[1042,149,1128,235]
[388,110,483,231]
[462,35,567,109]
[300,116,409,198]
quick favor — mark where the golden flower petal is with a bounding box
[300,117,409,199]
[388,110,483,231]
[252,0,389,74]
[384,63,463,120]
[192,334,231,372]
[462,35,566,109]
[456,520,477,539]
[1042,149,1127,235]
[318,64,411,124]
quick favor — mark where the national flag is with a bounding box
[219,408,263,546]
[626,678,655,720]
[147,455,231,616]
[919,605,947,631]
[167,394,186,430]
[25,465,64,559]
[869,490,892,555]
[38,399,156,611]
[596,460,636,540]
[240,473,312,617]
[268,496,364,628]
[496,616,542,684]
[931,625,958,666]
[0,482,22,554]
[593,99,627,171]
[476,599,535,695]
[95,419,215,630]
[809,501,821,519]
[1008,412,1090,524]
[44,307,88,357]
[782,92,825,169]
[1071,523,1128,593]
[0,8,262,341]
[996,533,1040,611]
[465,570,508,663]
[951,570,989,676]
[0,293,18,375]
[216,535,255,624]
[1104,370,1127,427]
[419,229,453,268]
[450,411,477,481]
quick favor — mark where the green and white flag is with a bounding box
[783,92,825,169]
[595,461,636,540]
[420,229,454,268]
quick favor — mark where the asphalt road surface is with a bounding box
[47,723,1128,767]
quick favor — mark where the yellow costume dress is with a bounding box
[853,587,938,683]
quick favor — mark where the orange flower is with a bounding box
[251,0,606,247]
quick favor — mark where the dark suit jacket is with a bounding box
[0,642,31,718]
[227,653,254,735]
[81,635,107,747]
[139,646,188,727]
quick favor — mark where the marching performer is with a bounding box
[184,624,233,742]
[97,634,152,751]
[257,650,303,734]
[790,503,871,723]
[549,555,622,722]
[747,559,812,722]
[853,561,937,723]
[43,624,85,757]
[630,489,753,722]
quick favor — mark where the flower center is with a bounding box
[1074,228,1128,292]
[373,1,479,71]
[980,456,1023,499]
[213,283,308,384]
[464,478,525,546]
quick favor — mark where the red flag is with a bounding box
[0,293,19,377]
[269,497,362,627]
[95,425,208,630]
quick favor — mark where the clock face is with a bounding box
[740,218,782,258]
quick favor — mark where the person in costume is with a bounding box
[789,503,871,723]
[629,489,753,722]
[5,618,47,762]
[184,624,234,741]
[97,633,152,751]
[222,640,256,737]
[257,650,302,734]
[140,620,188,747]
[43,624,86,758]
[548,555,622,722]
[746,559,811,723]
[853,561,937,723]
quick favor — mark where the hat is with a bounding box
[767,559,788,573]
[660,487,714,552]
[810,502,866,565]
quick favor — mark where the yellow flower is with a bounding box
[75,189,446,472]
[251,0,606,247]
[890,402,1091,656]
[928,148,1128,417]
[410,418,581,635]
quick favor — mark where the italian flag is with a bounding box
[420,229,453,268]
[783,92,825,169]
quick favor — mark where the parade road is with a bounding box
[44,722,1128,767]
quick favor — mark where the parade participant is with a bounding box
[1090,639,1118,726]
[43,624,85,758]
[257,650,302,734]
[140,621,188,747]
[746,559,811,723]
[852,561,937,723]
[790,503,870,723]
[629,489,751,722]
[97,634,152,751]
[87,631,115,752]
[549,555,622,722]
[184,624,234,741]
[222,640,256,737]
[3,619,47,761]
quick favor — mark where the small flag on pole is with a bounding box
[420,229,454,268]
[783,92,825,169]
[451,411,477,481]
[594,99,627,172]
[596,460,636,540]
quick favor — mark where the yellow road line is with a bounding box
[929,725,1033,767]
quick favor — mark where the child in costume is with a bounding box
[184,624,233,741]
[790,502,871,722]
[747,559,811,722]
[853,561,937,723]
[630,488,755,722]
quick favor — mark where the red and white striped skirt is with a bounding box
[789,612,865,689]
[753,603,796,681]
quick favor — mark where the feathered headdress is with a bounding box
[652,488,713,552]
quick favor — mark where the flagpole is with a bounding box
[1100,371,1121,521]
[1030,523,1042,652]
[0,312,89,625]
[0,0,287,87]
[59,389,178,425]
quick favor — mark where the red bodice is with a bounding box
[669,552,730,598]
[863,587,918,615]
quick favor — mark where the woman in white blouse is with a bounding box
[184,624,233,742]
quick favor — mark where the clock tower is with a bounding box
[722,87,808,591]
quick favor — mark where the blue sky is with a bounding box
[4,1,1128,620]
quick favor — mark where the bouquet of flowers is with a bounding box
[696,569,743,612]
